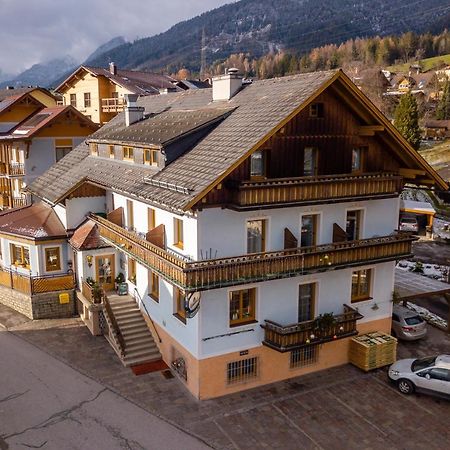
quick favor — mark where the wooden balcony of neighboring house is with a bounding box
[101,97,125,112]
[229,172,404,209]
[0,265,75,296]
[261,304,364,352]
[11,193,31,209]
[7,162,25,176]
[0,193,10,209]
[90,213,416,293]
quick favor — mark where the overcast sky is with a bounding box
[0,0,232,76]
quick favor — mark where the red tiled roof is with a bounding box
[0,202,66,240]
[69,220,109,250]
[0,105,97,140]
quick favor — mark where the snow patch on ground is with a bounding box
[396,260,449,282]
[406,302,448,331]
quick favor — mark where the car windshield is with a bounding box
[405,316,423,325]
[401,218,416,224]
[411,356,436,372]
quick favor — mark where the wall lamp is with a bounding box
[86,255,93,267]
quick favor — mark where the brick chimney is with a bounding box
[124,94,144,126]
[212,68,242,101]
[109,62,117,75]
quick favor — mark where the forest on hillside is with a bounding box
[202,30,450,79]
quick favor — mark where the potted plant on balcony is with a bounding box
[314,313,337,339]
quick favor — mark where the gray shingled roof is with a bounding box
[28,70,338,211]
[57,66,179,95]
[90,107,234,147]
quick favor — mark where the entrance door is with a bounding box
[298,283,315,323]
[95,255,115,291]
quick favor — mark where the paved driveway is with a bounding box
[2,305,450,450]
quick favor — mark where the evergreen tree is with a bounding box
[436,79,450,120]
[394,93,421,149]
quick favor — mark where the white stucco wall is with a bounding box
[134,260,200,356]
[197,260,395,358]
[112,193,198,260]
[53,204,68,229]
[0,238,71,277]
[65,196,106,229]
[197,198,400,258]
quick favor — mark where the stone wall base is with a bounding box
[0,284,76,320]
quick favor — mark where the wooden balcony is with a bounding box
[12,194,31,209]
[231,172,403,209]
[0,266,75,296]
[8,162,25,176]
[91,214,415,292]
[261,305,362,352]
[101,97,125,112]
[0,193,9,208]
[0,162,25,177]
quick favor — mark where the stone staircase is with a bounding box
[107,295,162,367]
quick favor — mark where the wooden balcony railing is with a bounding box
[0,193,9,208]
[232,172,403,209]
[261,304,363,352]
[8,162,25,176]
[91,214,415,292]
[12,194,31,209]
[0,266,75,296]
[80,279,105,304]
[101,97,125,112]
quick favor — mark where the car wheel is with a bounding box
[397,379,414,395]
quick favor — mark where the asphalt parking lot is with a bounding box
[1,303,449,450]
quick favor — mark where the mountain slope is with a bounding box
[0,36,127,89]
[88,0,450,72]
[84,36,126,64]
[0,56,77,88]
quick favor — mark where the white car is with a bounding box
[388,355,450,398]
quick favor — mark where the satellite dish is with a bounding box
[184,292,201,318]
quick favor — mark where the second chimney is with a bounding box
[124,94,144,126]
[109,62,117,75]
[212,68,243,101]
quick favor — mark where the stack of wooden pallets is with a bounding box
[349,331,397,371]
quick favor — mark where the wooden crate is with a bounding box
[349,331,397,372]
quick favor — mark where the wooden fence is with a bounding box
[0,266,74,296]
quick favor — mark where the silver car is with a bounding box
[388,355,450,398]
[392,305,427,341]
[399,216,419,232]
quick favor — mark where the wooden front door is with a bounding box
[95,255,115,291]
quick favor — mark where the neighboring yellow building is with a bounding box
[398,76,415,92]
[55,63,179,124]
[0,104,97,209]
[0,88,57,135]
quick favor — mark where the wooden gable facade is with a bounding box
[195,74,445,211]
